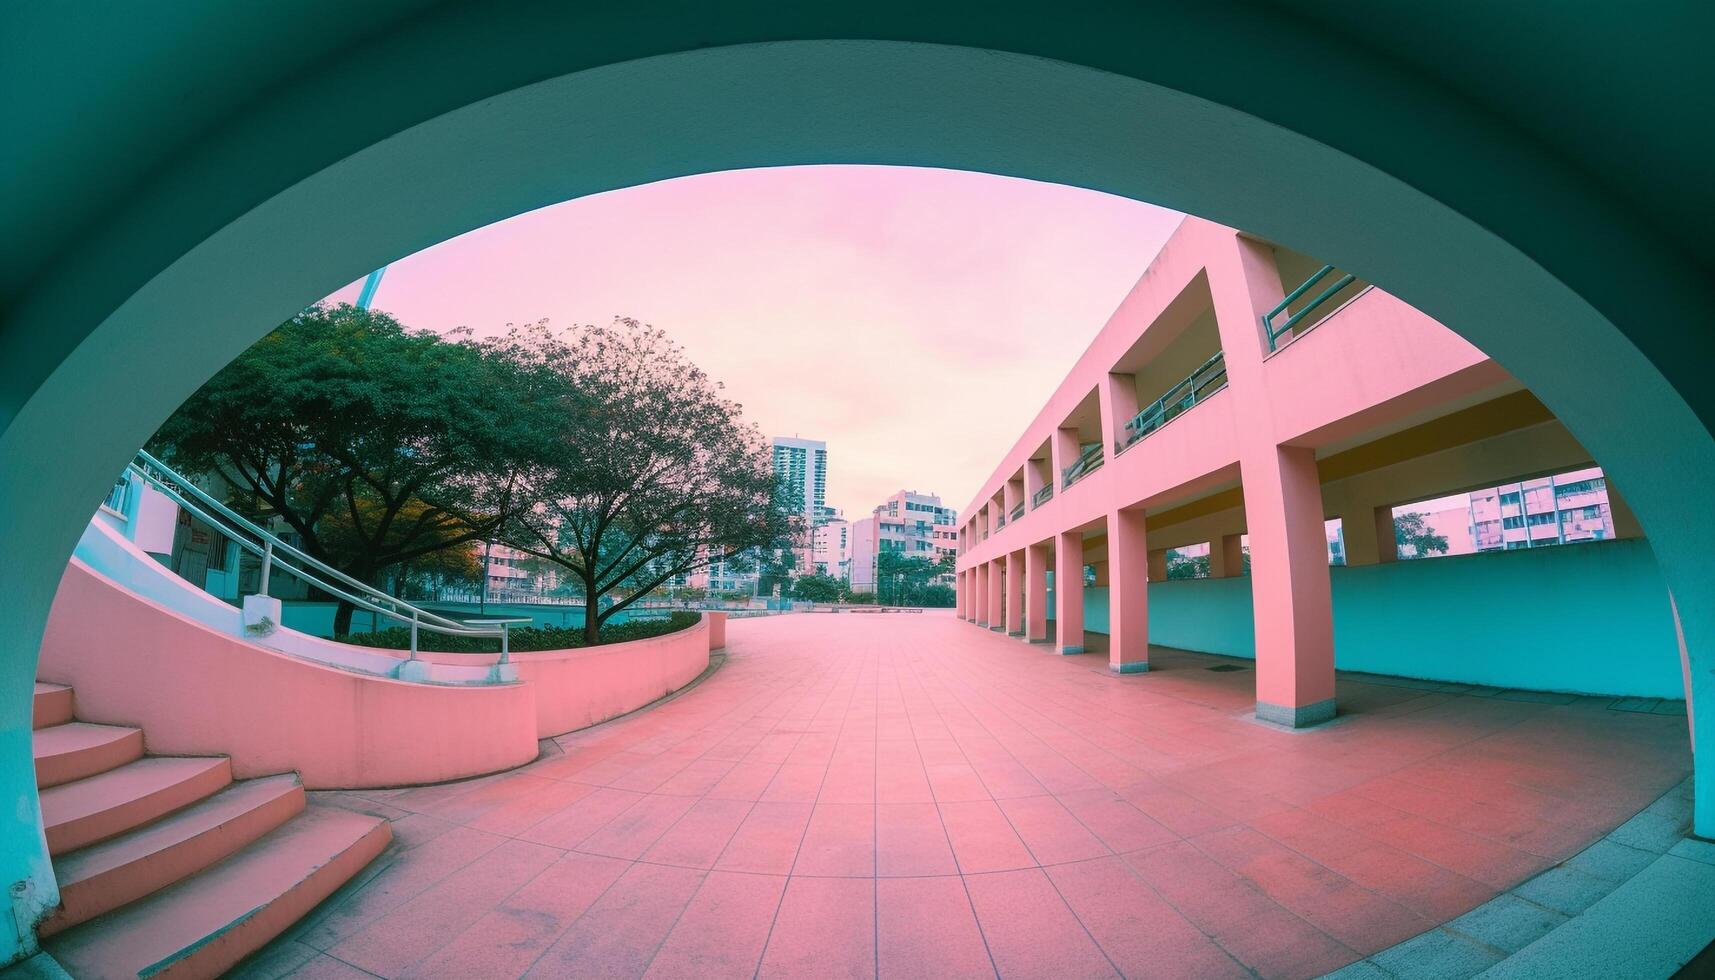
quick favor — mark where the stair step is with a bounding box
[41,774,307,938]
[41,757,231,856]
[33,683,73,730]
[34,723,144,789]
[45,804,392,980]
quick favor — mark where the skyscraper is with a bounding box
[771,436,828,570]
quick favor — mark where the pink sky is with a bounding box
[323,166,1181,519]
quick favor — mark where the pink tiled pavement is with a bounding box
[250,611,1692,979]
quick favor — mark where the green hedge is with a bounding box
[337,610,700,653]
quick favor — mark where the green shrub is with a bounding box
[337,610,700,653]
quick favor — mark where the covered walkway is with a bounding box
[245,612,1691,979]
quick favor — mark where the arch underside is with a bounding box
[2,15,1711,959]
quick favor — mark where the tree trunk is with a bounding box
[583,577,602,646]
[333,598,357,637]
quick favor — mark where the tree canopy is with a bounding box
[1394,511,1451,559]
[497,318,799,643]
[874,551,958,607]
[149,303,567,632]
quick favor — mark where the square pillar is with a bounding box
[1108,508,1150,674]
[1209,533,1245,578]
[1024,458,1047,509]
[1340,505,1397,566]
[1004,550,1024,635]
[1025,542,1050,641]
[987,558,1005,631]
[1245,445,1336,727]
[958,569,972,619]
[975,563,991,627]
[1054,529,1084,654]
[1100,372,1140,454]
[1051,426,1081,490]
[1147,549,1168,581]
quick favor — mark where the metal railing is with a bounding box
[1009,501,1024,522]
[1261,264,1357,351]
[1032,484,1053,507]
[1061,442,1104,489]
[1120,351,1229,451]
[101,475,130,516]
[125,450,530,662]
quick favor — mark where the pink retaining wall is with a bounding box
[39,560,541,788]
[516,613,717,738]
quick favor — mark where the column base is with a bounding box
[989,625,1006,632]
[1056,645,1084,656]
[1255,698,1337,729]
[1109,662,1149,674]
[1006,630,1024,637]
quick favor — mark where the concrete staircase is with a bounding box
[28,682,391,979]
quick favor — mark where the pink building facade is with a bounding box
[954,217,1667,728]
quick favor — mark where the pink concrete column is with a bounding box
[1025,542,1049,641]
[987,558,1005,631]
[1108,508,1150,674]
[1023,458,1046,511]
[1004,550,1024,635]
[1051,426,1080,492]
[955,569,967,619]
[1209,534,1245,578]
[1100,372,1140,455]
[1054,529,1084,654]
[1341,506,1396,565]
[1244,444,1337,727]
[1147,549,1168,581]
[1373,506,1398,563]
[1205,227,1335,728]
[974,563,990,627]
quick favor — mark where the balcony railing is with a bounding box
[1120,351,1229,452]
[1010,501,1024,522]
[1262,264,1357,351]
[1032,484,1053,507]
[1062,442,1104,489]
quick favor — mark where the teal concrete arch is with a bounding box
[3,4,1712,959]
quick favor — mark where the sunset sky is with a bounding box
[322,165,1182,520]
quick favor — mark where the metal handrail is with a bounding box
[127,451,530,660]
[1120,351,1229,452]
[1032,484,1053,507]
[1261,264,1358,351]
[1062,443,1104,489]
[1009,502,1024,522]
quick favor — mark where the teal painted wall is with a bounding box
[1078,539,1683,698]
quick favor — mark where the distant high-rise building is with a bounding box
[772,436,828,568]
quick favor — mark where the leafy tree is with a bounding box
[498,319,799,644]
[149,304,563,633]
[1394,511,1450,559]
[791,573,843,602]
[1165,551,1210,580]
[756,549,798,598]
[875,552,957,607]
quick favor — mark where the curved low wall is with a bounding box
[39,560,541,788]
[514,615,715,738]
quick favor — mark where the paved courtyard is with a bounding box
[241,611,1691,979]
